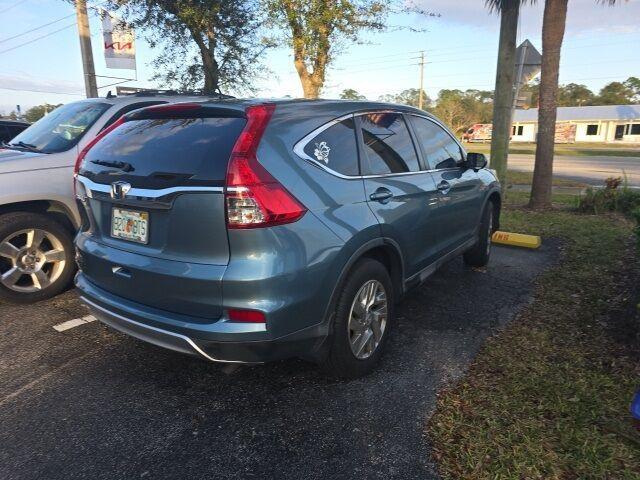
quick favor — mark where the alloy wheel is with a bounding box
[347,279,388,360]
[0,228,67,293]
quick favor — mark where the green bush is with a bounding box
[579,177,640,246]
[578,177,640,215]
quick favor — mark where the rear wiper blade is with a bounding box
[90,159,134,172]
[6,141,42,153]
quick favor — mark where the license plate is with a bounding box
[111,208,149,244]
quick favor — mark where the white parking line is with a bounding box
[53,315,97,332]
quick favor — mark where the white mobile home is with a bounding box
[511,104,640,143]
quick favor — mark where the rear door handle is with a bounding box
[437,181,451,194]
[369,188,393,203]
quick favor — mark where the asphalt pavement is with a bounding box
[0,244,557,480]
[506,153,640,186]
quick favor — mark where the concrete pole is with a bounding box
[75,0,98,98]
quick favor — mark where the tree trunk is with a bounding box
[193,33,219,93]
[489,0,520,186]
[301,78,322,99]
[292,37,327,98]
[201,48,219,93]
[294,55,323,98]
[285,2,328,99]
[529,0,568,209]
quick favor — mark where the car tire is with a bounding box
[0,212,76,304]
[463,202,494,268]
[321,258,394,379]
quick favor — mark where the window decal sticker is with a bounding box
[314,141,331,164]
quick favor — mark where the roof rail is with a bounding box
[112,86,235,99]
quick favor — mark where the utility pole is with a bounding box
[75,0,98,98]
[418,51,425,110]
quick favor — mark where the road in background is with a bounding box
[0,245,557,480]
[505,154,640,186]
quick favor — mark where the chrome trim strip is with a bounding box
[293,110,468,181]
[76,175,223,200]
[81,296,248,364]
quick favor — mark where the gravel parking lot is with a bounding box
[0,244,557,480]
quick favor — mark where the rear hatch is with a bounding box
[76,104,246,319]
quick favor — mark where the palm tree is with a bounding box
[486,0,529,186]
[529,0,624,209]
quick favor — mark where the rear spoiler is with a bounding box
[126,103,246,120]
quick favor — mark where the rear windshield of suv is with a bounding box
[79,117,246,188]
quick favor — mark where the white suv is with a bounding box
[0,92,214,303]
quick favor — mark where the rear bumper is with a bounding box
[76,273,329,364]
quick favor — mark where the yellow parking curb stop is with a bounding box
[492,231,541,249]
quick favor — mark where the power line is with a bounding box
[0,0,107,46]
[0,0,27,14]
[0,86,84,96]
[337,31,640,69]
[0,12,75,45]
[0,23,77,55]
[335,49,423,66]
[337,55,420,69]
[351,73,636,97]
[340,51,640,77]
[342,62,421,74]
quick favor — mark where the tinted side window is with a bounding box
[10,101,110,153]
[359,113,419,175]
[9,126,26,138]
[303,118,359,176]
[411,116,463,170]
[0,126,10,143]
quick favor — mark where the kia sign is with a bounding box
[101,10,136,70]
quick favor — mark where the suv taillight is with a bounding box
[225,104,306,229]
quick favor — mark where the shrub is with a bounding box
[578,176,640,215]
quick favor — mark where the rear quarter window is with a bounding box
[302,117,359,176]
[80,117,246,188]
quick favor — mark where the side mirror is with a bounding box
[466,152,487,171]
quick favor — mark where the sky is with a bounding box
[0,0,639,115]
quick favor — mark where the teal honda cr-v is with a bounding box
[73,99,501,378]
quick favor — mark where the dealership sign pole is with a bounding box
[75,0,98,98]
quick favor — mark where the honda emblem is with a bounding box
[110,181,131,200]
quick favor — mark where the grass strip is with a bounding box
[467,143,640,158]
[427,197,640,479]
[506,170,587,188]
